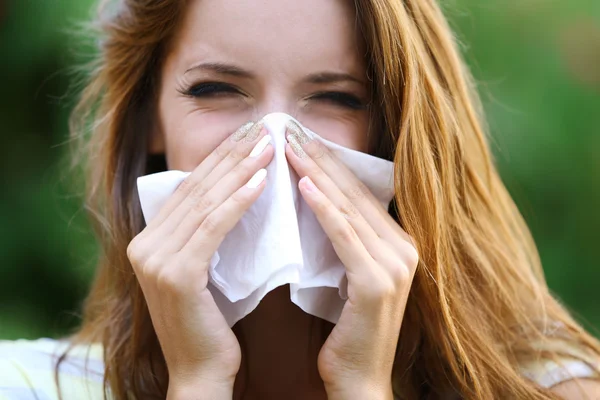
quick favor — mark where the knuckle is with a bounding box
[389,264,412,287]
[175,177,193,196]
[228,145,247,161]
[346,182,369,201]
[306,140,327,160]
[354,278,392,304]
[365,277,397,301]
[126,239,138,261]
[378,280,398,299]
[334,224,357,244]
[142,254,165,276]
[200,214,220,235]
[404,244,420,268]
[230,189,251,207]
[188,183,208,204]
[192,194,214,214]
[313,197,330,215]
[231,160,246,176]
[215,141,231,158]
[305,164,322,178]
[156,268,181,292]
[127,238,145,267]
[338,201,360,220]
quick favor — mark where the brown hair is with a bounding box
[59,0,600,398]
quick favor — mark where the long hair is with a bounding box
[59,0,600,398]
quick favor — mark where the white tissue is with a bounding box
[137,113,395,326]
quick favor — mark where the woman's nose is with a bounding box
[252,92,299,120]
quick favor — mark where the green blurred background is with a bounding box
[0,1,598,340]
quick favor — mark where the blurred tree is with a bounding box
[0,0,98,339]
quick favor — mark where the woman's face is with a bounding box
[153,0,370,170]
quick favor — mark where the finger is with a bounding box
[285,121,408,245]
[196,124,267,200]
[154,136,273,255]
[285,139,381,256]
[154,126,270,239]
[147,121,263,229]
[297,175,374,278]
[180,169,268,264]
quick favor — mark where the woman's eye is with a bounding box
[183,82,242,98]
[311,92,366,110]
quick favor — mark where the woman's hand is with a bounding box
[126,122,273,398]
[285,122,419,400]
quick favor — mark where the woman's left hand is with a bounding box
[284,123,419,400]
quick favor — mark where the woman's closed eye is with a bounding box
[309,91,366,110]
[178,81,366,110]
[178,82,244,98]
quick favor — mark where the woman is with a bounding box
[1,0,599,398]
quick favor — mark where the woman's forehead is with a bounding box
[168,0,366,79]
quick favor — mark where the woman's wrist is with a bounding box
[167,378,234,400]
[324,380,394,400]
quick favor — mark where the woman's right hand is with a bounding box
[126,121,273,398]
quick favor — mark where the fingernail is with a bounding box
[232,122,254,142]
[246,168,267,188]
[287,134,307,159]
[301,176,317,192]
[286,120,310,144]
[244,122,265,142]
[249,135,271,157]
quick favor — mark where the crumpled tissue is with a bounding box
[136,112,395,326]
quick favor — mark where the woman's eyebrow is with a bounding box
[303,72,365,85]
[184,62,255,79]
[184,63,365,87]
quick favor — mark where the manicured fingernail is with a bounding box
[246,168,267,188]
[232,122,254,142]
[301,176,317,192]
[244,122,265,142]
[286,120,310,144]
[287,134,307,159]
[249,135,271,157]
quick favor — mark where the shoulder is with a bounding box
[0,338,106,400]
[517,335,600,397]
[519,352,600,389]
[550,378,600,399]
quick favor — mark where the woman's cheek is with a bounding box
[164,110,248,171]
[298,111,369,152]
